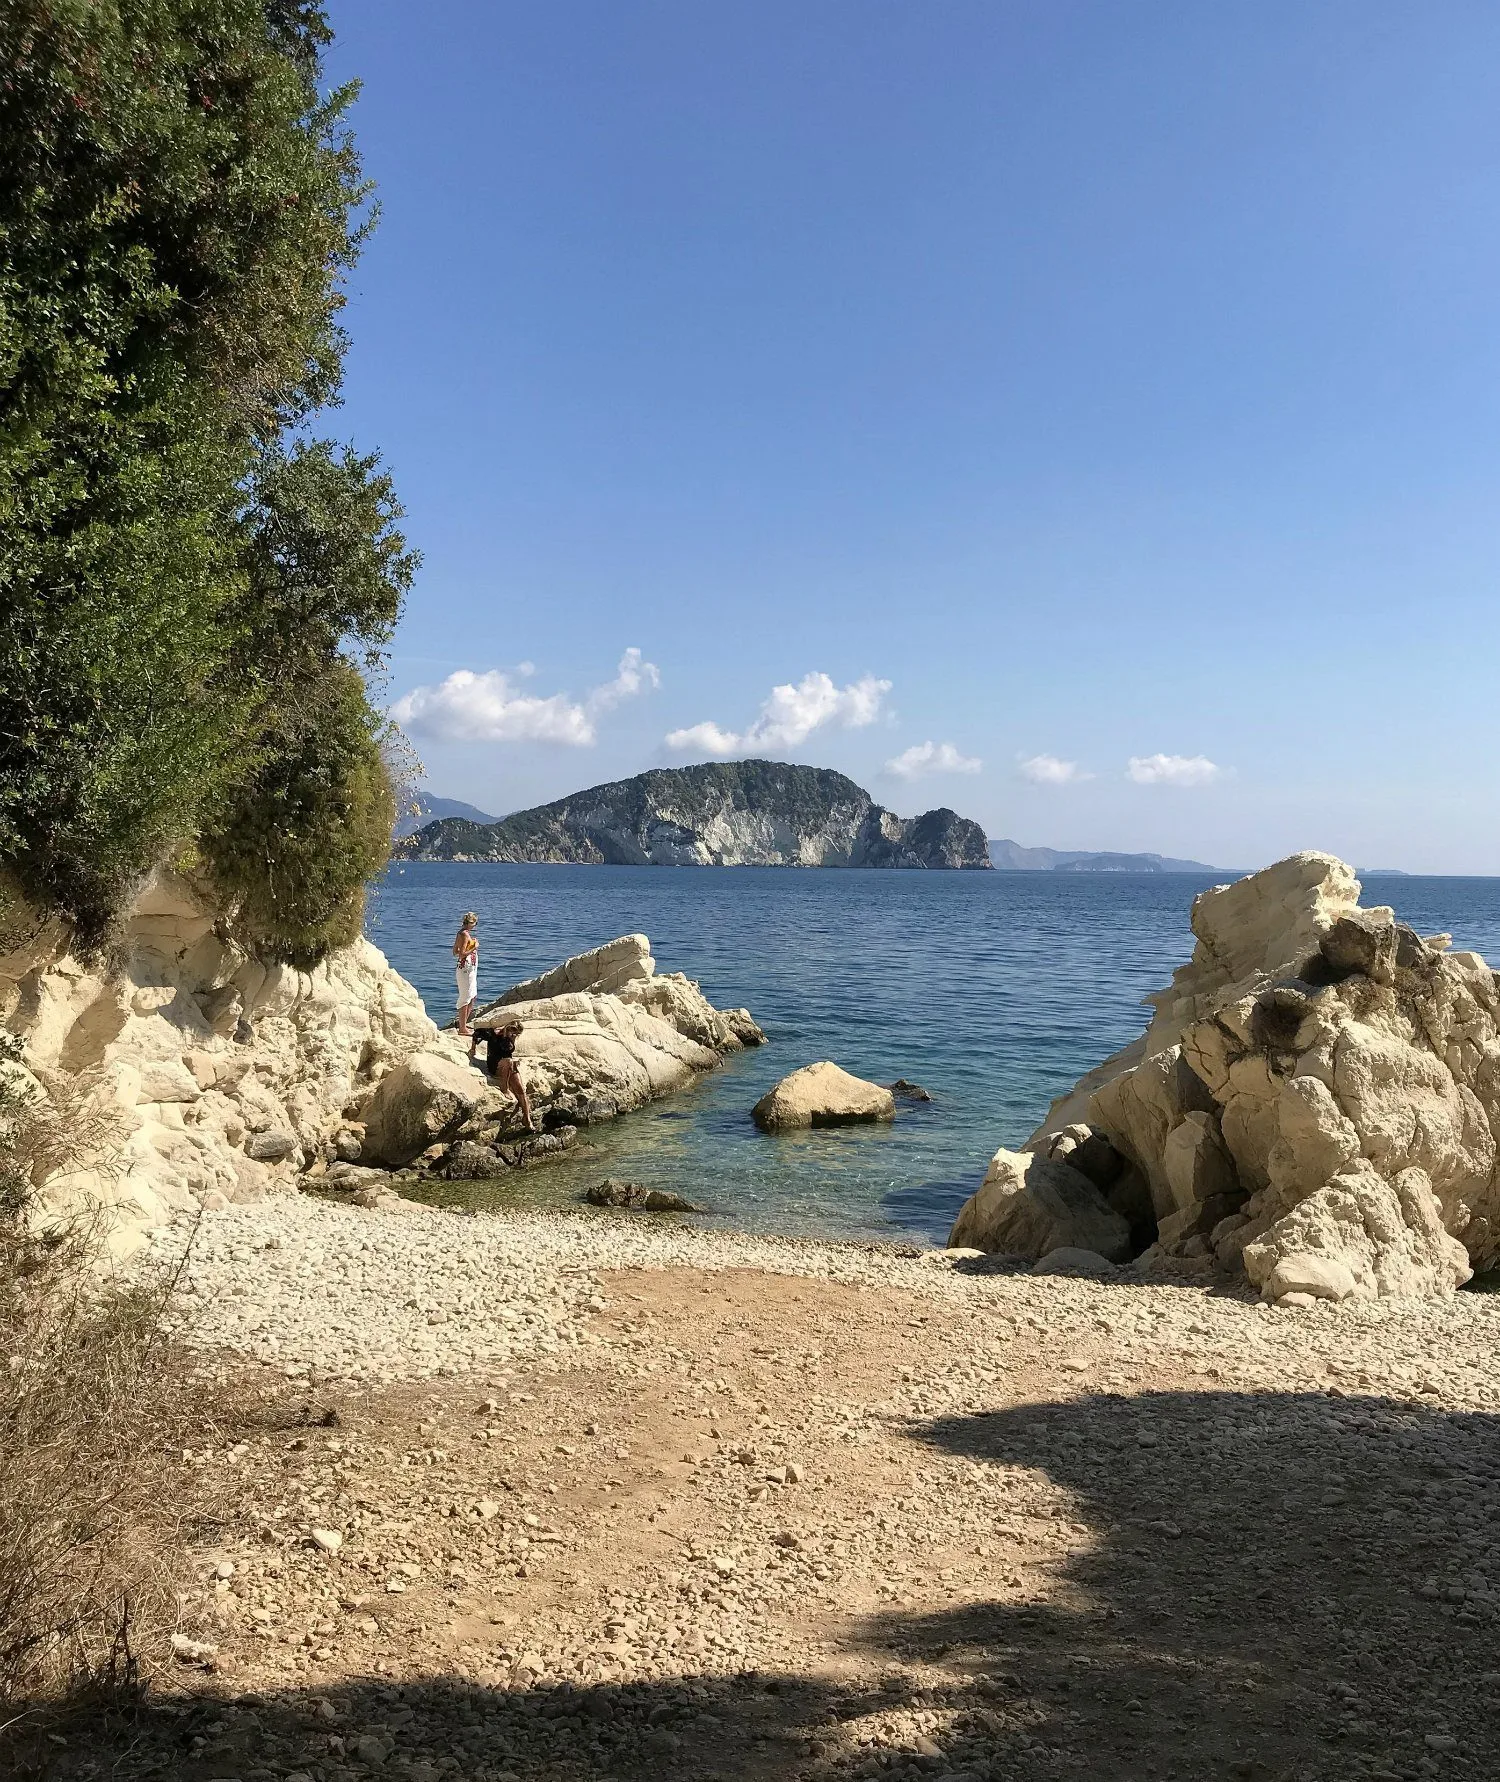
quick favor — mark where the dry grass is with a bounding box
[0,1038,211,1733]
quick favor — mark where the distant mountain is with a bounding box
[403,761,992,869]
[393,793,497,841]
[988,838,1234,874]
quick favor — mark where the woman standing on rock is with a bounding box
[453,912,480,1035]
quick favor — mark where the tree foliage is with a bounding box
[0,0,414,957]
[197,661,396,966]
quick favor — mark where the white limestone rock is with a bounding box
[950,1148,1132,1263]
[751,1061,895,1131]
[4,892,765,1250]
[968,850,1500,1303]
[490,934,655,1006]
[360,1052,495,1167]
[615,971,767,1051]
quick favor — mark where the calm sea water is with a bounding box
[364,866,1500,1246]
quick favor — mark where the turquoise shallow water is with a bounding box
[364,865,1500,1245]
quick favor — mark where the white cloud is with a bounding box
[663,720,744,758]
[1126,753,1221,786]
[588,646,659,713]
[886,740,982,780]
[391,648,659,746]
[665,671,892,757]
[1017,753,1091,785]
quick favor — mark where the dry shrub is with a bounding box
[0,1038,205,1721]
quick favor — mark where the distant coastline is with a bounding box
[988,838,1240,874]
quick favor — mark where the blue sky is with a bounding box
[328,2,1500,871]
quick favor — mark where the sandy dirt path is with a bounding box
[38,1255,1500,1782]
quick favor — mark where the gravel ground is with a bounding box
[38,1194,1500,1782]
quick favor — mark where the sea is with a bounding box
[364,865,1500,1247]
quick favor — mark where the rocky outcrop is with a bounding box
[752,1061,896,1131]
[949,1148,1132,1262]
[0,868,436,1256]
[585,1179,701,1212]
[480,933,767,1054]
[951,852,1497,1304]
[404,761,992,870]
[1,875,763,1253]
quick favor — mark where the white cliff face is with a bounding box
[0,869,436,1253]
[953,852,1500,1305]
[1,888,764,1253]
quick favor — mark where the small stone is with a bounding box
[1276,1291,1319,1310]
[784,1463,804,1484]
[309,1528,344,1554]
[214,1560,235,1579]
[170,1632,217,1665]
[246,1127,298,1163]
[476,1499,501,1519]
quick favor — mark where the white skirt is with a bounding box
[456,960,478,1007]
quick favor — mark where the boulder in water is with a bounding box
[586,1178,701,1212]
[752,1061,896,1131]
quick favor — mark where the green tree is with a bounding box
[0,0,413,956]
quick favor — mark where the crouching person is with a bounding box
[468,1021,539,1132]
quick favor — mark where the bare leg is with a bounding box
[500,1059,537,1131]
[458,998,475,1037]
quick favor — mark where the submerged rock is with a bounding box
[953,850,1496,1304]
[752,1061,896,1131]
[586,1178,701,1212]
[887,1078,933,1102]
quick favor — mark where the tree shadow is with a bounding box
[21,1390,1500,1780]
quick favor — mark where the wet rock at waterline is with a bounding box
[586,1178,702,1212]
[752,1061,897,1131]
[951,850,1500,1304]
[887,1078,933,1102]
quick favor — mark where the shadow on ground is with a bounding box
[16,1389,1500,1781]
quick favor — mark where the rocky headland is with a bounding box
[402,760,993,869]
[951,850,1500,1307]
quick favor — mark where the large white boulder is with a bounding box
[359,1051,497,1166]
[752,1061,895,1131]
[489,934,655,1006]
[479,991,723,1122]
[950,1148,1132,1263]
[961,851,1500,1303]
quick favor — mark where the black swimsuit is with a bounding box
[474,1028,516,1074]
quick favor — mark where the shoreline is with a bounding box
[142,1183,1491,1392]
